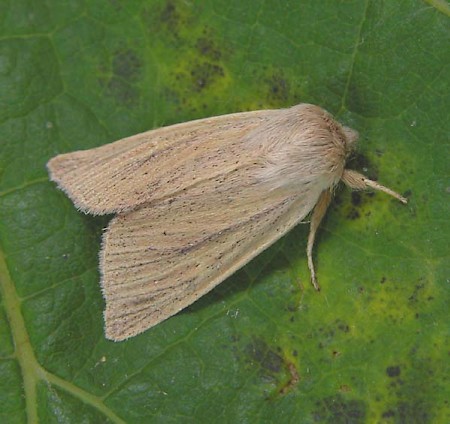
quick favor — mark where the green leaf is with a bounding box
[0,0,448,422]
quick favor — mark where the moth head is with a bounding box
[342,126,359,154]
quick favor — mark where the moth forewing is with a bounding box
[47,110,278,215]
[47,103,407,341]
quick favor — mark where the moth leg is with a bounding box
[307,189,332,291]
[342,169,407,204]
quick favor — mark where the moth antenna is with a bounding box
[342,170,408,204]
[307,189,332,290]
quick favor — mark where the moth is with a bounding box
[47,103,407,341]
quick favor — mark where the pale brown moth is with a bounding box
[47,103,407,341]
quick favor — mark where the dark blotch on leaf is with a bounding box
[337,321,350,333]
[113,50,142,81]
[267,73,290,103]
[107,76,138,106]
[404,189,412,197]
[108,0,123,12]
[386,365,401,377]
[143,0,186,40]
[196,37,222,60]
[246,338,283,374]
[347,208,360,220]
[382,410,395,418]
[333,194,343,208]
[313,394,366,423]
[161,0,179,29]
[408,281,426,303]
[351,192,362,207]
[386,401,430,423]
[191,62,224,91]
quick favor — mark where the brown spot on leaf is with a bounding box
[279,362,300,395]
